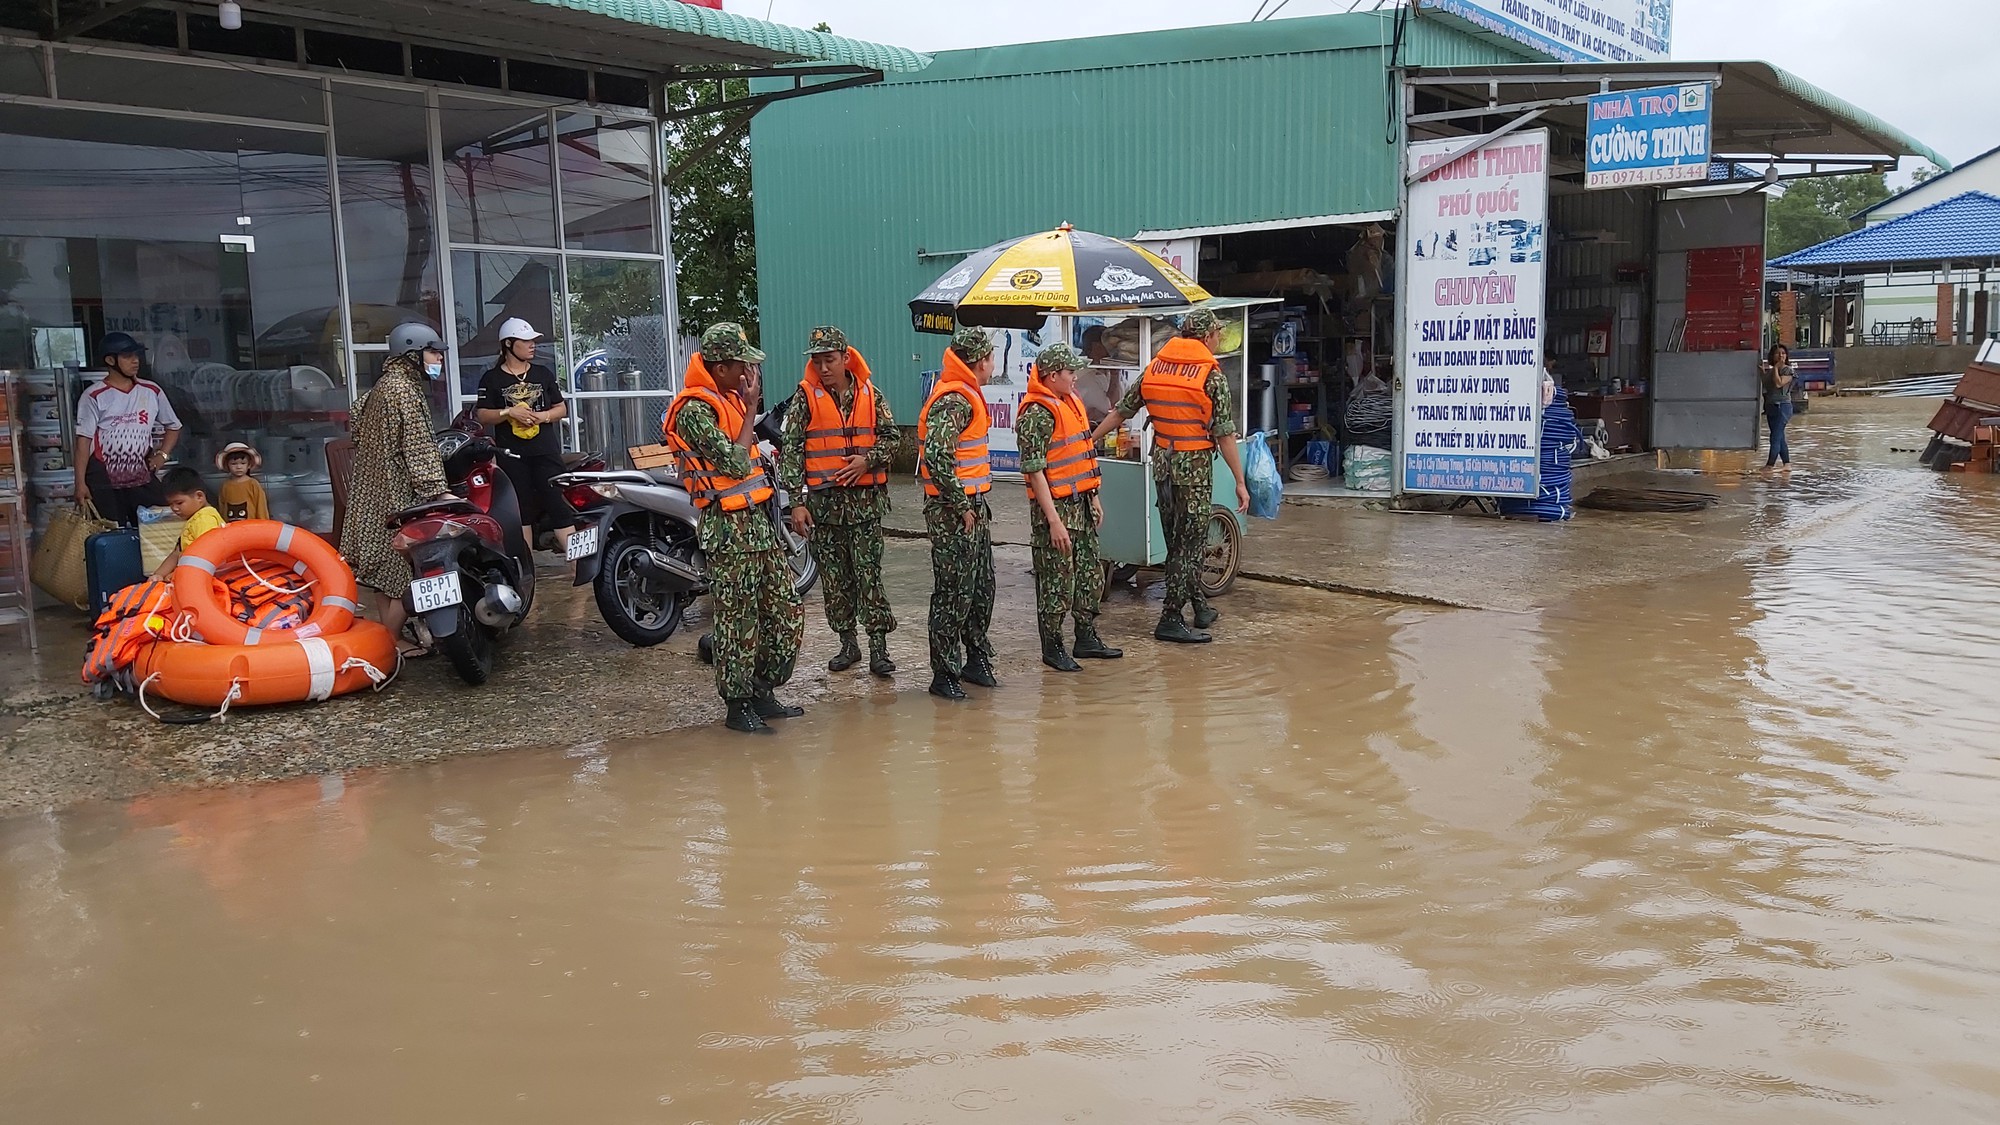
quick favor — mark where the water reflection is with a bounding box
[3,404,1999,1121]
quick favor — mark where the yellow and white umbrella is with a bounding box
[911,224,1211,334]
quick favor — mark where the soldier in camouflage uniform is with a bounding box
[778,326,899,677]
[1017,343,1122,671]
[918,326,1001,700]
[663,322,805,734]
[1091,306,1250,644]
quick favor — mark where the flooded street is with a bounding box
[5,404,2000,1122]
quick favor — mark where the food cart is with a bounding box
[1046,298,1275,599]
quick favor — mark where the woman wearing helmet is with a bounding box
[341,323,453,656]
[473,317,574,556]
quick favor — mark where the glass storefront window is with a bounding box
[0,105,346,531]
[440,97,556,249]
[567,257,668,394]
[556,113,657,254]
[332,83,441,406]
[574,394,670,463]
[55,52,324,124]
[450,250,563,402]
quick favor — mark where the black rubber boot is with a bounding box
[828,634,862,672]
[751,683,803,720]
[869,636,896,677]
[724,700,770,734]
[1072,622,1124,660]
[1191,603,1220,629]
[697,632,715,665]
[960,652,999,688]
[1040,632,1081,672]
[928,672,967,700]
[1154,613,1212,645]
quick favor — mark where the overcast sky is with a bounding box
[750,0,1994,168]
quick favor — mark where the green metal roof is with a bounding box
[1759,61,1952,172]
[517,0,931,71]
[751,12,1527,418]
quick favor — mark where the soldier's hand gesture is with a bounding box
[1050,521,1073,556]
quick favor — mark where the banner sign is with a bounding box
[1398,130,1548,498]
[1586,82,1712,189]
[1419,0,1672,63]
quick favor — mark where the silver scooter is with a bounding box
[554,411,816,648]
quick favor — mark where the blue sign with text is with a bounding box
[1586,82,1712,189]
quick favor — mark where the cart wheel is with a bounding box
[1200,508,1241,598]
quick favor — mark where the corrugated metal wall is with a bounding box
[749,13,1524,416]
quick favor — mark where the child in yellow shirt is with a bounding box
[152,466,227,578]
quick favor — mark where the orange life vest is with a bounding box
[799,348,887,492]
[1019,369,1101,500]
[1140,336,1219,453]
[917,349,993,497]
[662,354,775,512]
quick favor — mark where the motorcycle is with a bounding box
[385,417,536,684]
[554,405,816,648]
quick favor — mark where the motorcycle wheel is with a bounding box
[437,600,496,685]
[594,536,686,647]
[782,525,819,598]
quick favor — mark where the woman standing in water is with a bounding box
[1760,343,1798,472]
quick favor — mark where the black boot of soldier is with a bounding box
[928,671,968,700]
[1154,612,1212,644]
[1072,622,1124,660]
[868,635,896,677]
[697,632,715,665]
[751,682,803,720]
[828,634,862,672]
[1040,631,1081,673]
[724,699,771,733]
[960,651,999,688]
[1191,603,1220,629]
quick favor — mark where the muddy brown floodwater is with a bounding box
[5,404,2000,1123]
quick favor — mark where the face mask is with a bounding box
[424,362,443,379]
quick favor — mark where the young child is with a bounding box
[152,466,227,579]
[214,442,269,522]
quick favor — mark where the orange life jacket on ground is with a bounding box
[1019,369,1101,500]
[662,354,775,512]
[917,349,993,498]
[800,349,887,491]
[1140,336,1220,453]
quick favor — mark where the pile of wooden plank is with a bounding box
[1922,342,2000,471]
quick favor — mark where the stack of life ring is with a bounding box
[124,520,399,711]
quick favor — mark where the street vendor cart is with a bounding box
[1046,298,1275,600]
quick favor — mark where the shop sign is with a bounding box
[1585,82,1712,189]
[1419,0,1673,63]
[1398,130,1548,498]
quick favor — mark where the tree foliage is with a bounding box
[663,77,758,339]
[1767,173,1892,258]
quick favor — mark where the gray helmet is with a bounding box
[387,322,443,357]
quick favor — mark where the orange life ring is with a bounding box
[171,520,358,645]
[130,619,399,708]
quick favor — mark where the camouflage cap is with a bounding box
[700,322,766,364]
[949,325,995,363]
[803,325,848,355]
[1178,307,1223,338]
[1035,342,1089,373]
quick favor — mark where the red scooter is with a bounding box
[385,416,535,685]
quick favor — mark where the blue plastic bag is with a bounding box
[1243,430,1283,520]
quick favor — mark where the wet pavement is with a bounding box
[5,397,2000,1121]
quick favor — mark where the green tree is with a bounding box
[663,77,758,338]
[1767,173,1893,258]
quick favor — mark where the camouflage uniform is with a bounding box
[922,328,997,679]
[1017,344,1103,639]
[675,324,803,704]
[1114,308,1237,620]
[778,326,898,643]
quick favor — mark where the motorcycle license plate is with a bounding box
[566,525,600,561]
[409,572,462,613]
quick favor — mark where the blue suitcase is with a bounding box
[85,528,145,616]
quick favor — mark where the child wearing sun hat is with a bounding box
[214,441,269,522]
